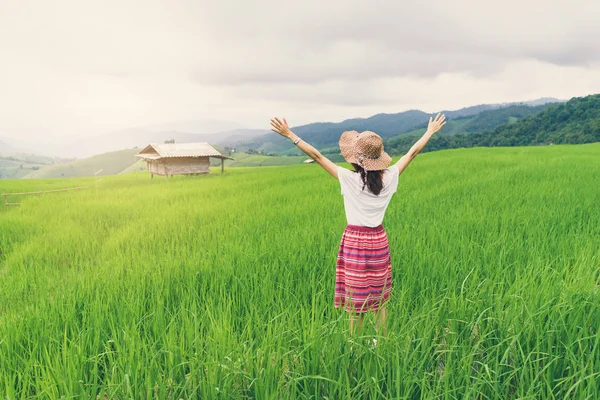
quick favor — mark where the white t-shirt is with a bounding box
[338,166,399,227]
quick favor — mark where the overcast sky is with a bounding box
[1,0,599,142]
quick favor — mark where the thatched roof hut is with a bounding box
[136,142,232,177]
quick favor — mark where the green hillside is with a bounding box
[227,154,306,167]
[23,148,141,179]
[396,104,549,138]
[8,148,313,180]
[118,159,147,174]
[385,94,600,154]
[1,143,599,398]
[217,152,346,167]
[1,97,589,181]
[211,152,315,167]
[236,102,557,154]
[2,100,568,180]
[480,94,600,146]
[234,109,432,153]
[0,154,69,180]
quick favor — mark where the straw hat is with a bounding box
[339,130,392,171]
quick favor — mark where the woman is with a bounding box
[270,114,446,336]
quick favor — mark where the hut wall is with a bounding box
[164,157,210,175]
[147,160,167,176]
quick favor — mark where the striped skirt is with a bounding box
[335,224,392,313]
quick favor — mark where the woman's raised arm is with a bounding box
[394,113,446,175]
[270,117,339,179]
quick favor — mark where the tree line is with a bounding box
[385,95,600,155]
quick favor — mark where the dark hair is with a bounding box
[352,163,384,195]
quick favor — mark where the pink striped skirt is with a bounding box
[334,224,392,313]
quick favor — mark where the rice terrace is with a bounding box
[1,142,599,398]
[2,2,600,398]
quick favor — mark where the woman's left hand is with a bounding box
[270,117,293,138]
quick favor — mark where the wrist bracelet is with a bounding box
[293,137,301,145]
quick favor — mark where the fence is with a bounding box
[1,186,89,206]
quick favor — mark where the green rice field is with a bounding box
[1,144,599,399]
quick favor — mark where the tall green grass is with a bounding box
[1,144,599,399]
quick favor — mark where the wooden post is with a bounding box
[94,169,103,183]
[221,158,224,174]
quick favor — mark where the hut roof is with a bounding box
[137,142,231,160]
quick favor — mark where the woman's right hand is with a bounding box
[427,113,447,135]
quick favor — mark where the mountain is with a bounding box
[57,128,219,158]
[0,153,70,179]
[1,98,567,161]
[9,119,247,158]
[0,136,37,155]
[0,139,18,155]
[390,103,554,140]
[520,97,564,107]
[385,94,600,154]
[23,148,141,179]
[478,95,600,146]
[141,119,245,134]
[16,148,315,180]
[233,98,564,154]
[23,128,266,159]
[3,96,591,180]
[452,104,554,132]
[211,129,271,146]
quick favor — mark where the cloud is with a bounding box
[0,0,599,141]
[188,0,600,85]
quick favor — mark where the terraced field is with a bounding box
[1,144,599,398]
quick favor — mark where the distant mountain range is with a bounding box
[383,103,555,151]
[234,98,565,155]
[5,95,600,181]
[0,97,565,160]
[46,127,269,159]
[0,119,257,158]
[0,153,71,179]
[0,139,17,155]
[385,94,600,154]
[0,136,28,155]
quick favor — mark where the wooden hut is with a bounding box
[136,142,232,178]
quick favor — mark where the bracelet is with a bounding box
[293,137,302,145]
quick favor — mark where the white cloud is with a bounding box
[0,0,599,142]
